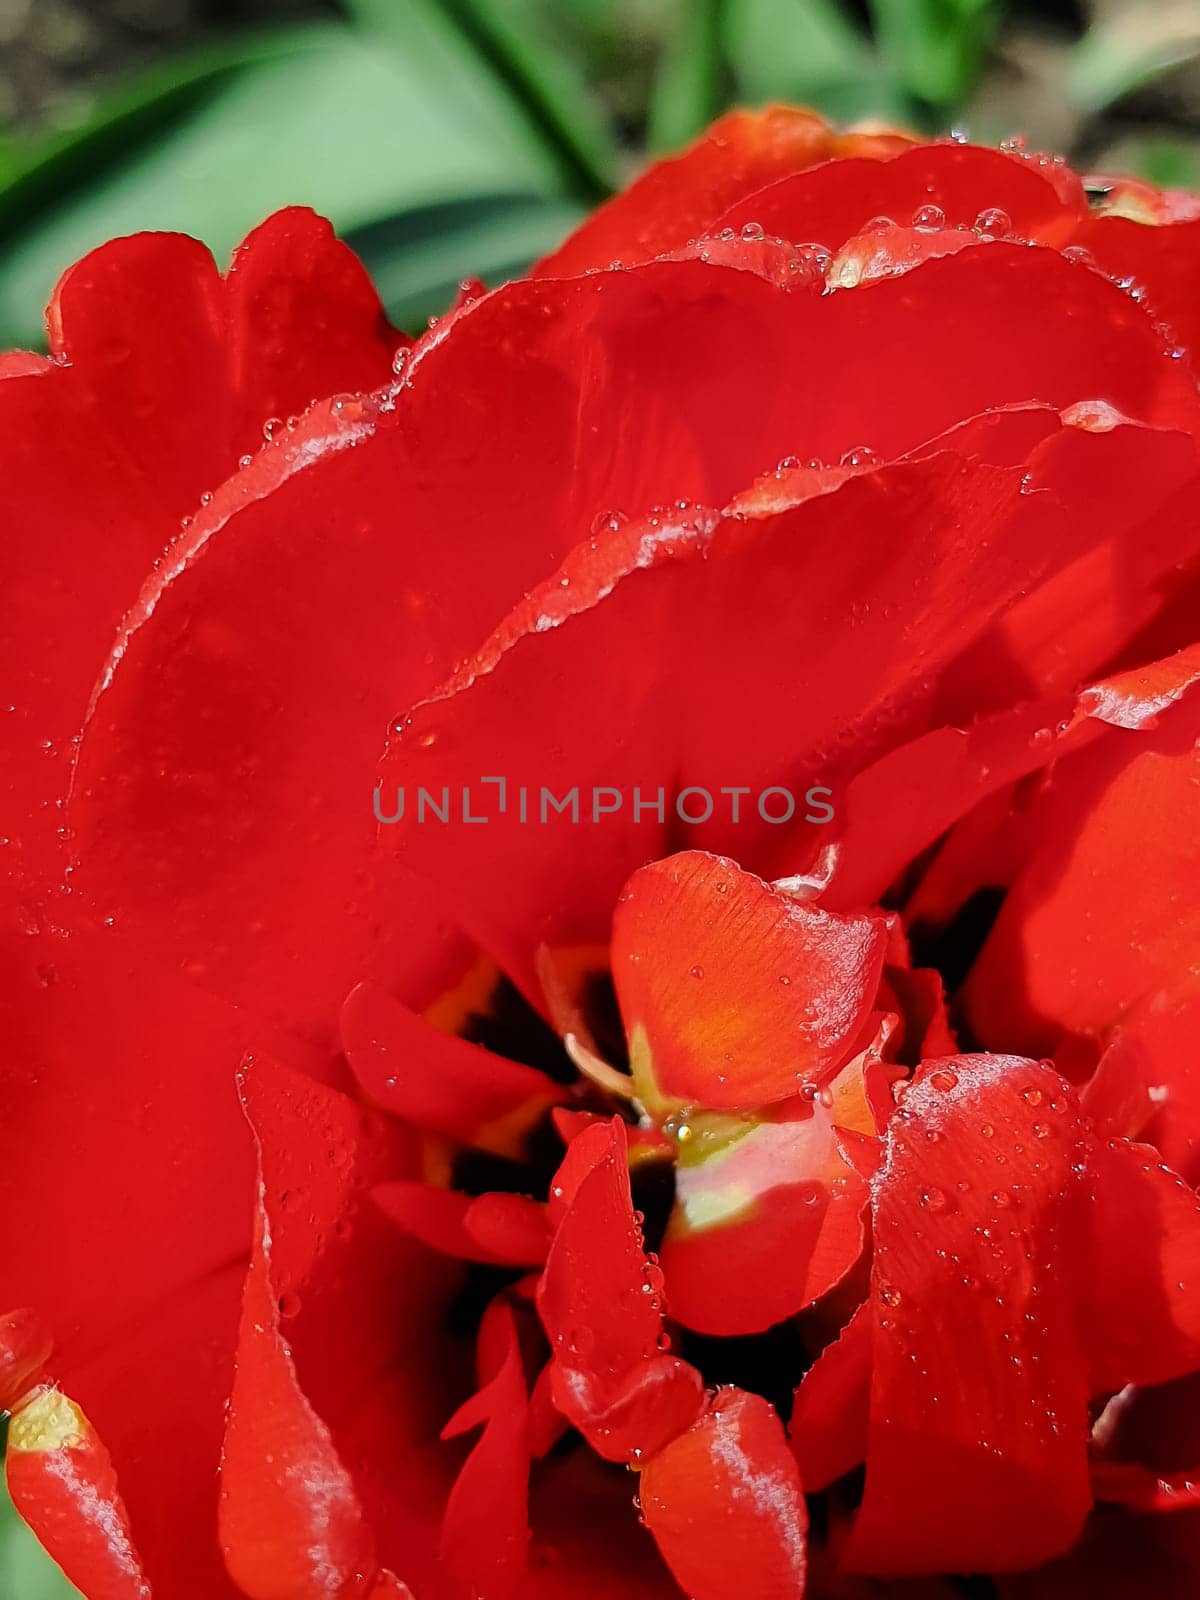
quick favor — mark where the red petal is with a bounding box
[640,1387,807,1600]
[437,1303,530,1600]
[1080,1138,1200,1393]
[534,107,892,278]
[342,981,564,1156]
[537,1119,704,1462]
[718,142,1085,251]
[1083,982,1200,1183]
[376,1183,549,1268]
[965,689,1200,1052]
[1091,1459,1200,1513]
[949,476,1200,752]
[68,249,945,1037]
[1077,210,1200,374]
[6,1388,153,1600]
[221,1056,455,1600]
[525,1450,680,1598]
[846,1055,1093,1575]
[1091,1369,1200,1480]
[2,216,395,892]
[659,1052,878,1334]
[0,1308,52,1412]
[831,220,981,284]
[829,636,1200,913]
[612,850,886,1109]
[527,1363,570,1459]
[659,1132,869,1335]
[375,1182,481,1259]
[384,404,1198,988]
[790,1304,872,1490]
[223,208,402,445]
[466,1193,552,1267]
[0,926,253,1599]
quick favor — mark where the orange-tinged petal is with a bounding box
[612,851,888,1109]
[640,1388,807,1600]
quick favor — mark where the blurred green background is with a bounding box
[1,0,1200,353]
[3,0,1200,1591]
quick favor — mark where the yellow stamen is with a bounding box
[8,1389,87,1453]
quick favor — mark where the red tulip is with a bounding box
[4,107,1200,1599]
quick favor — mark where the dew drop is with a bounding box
[591,508,628,537]
[840,444,880,469]
[974,206,1011,237]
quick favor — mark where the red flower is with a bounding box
[4,107,1200,1599]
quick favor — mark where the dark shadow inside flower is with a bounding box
[908,884,1007,1011]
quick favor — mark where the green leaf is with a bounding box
[345,193,585,332]
[722,0,907,125]
[648,0,726,153]
[0,26,329,227]
[1137,139,1200,190]
[1091,136,1200,191]
[0,1444,81,1600]
[0,20,575,350]
[424,0,622,194]
[1068,7,1200,114]
[868,0,998,114]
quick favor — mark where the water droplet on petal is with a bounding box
[912,203,946,230]
[591,508,628,537]
[974,206,1011,237]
